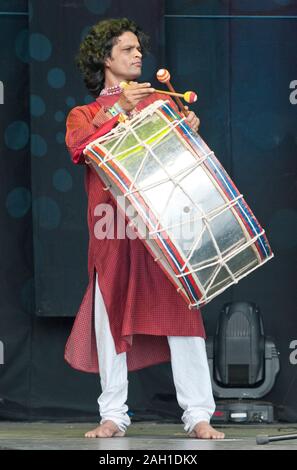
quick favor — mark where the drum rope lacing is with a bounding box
[84,100,273,308]
[117,107,243,295]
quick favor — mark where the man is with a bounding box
[65,18,224,440]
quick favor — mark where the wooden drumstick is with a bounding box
[120,80,197,105]
[155,89,197,104]
[156,69,190,116]
[119,79,189,113]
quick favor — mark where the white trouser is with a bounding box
[94,273,215,433]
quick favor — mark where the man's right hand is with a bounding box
[117,82,155,113]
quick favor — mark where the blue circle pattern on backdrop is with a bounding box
[55,111,65,122]
[47,68,66,88]
[13,14,69,233]
[6,187,31,218]
[30,94,46,117]
[33,197,61,230]
[5,121,29,150]
[31,134,47,157]
[53,169,73,192]
[29,33,52,61]
[13,16,100,232]
[84,95,93,104]
[66,96,76,107]
[15,30,53,63]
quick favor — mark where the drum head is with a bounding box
[85,100,273,308]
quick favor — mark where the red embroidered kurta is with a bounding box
[64,91,206,373]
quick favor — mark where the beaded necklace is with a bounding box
[100,84,122,96]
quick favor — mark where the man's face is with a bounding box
[105,31,143,82]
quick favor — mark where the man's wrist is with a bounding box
[107,101,129,117]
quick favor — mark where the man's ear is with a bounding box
[104,56,112,69]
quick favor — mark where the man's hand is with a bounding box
[185,106,200,132]
[117,82,155,113]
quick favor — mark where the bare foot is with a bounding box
[85,420,125,438]
[189,421,225,439]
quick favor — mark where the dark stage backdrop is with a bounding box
[164,0,297,421]
[0,0,297,422]
[29,0,165,317]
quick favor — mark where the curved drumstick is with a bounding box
[156,69,190,116]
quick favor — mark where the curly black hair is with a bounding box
[76,18,150,97]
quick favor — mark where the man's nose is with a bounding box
[135,49,142,58]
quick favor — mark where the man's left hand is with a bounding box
[185,106,200,132]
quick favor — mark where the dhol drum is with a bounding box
[84,100,273,308]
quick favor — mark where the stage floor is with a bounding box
[0,422,297,450]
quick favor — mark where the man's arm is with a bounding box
[65,105,120,165]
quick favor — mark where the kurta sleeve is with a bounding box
[65,104,120,165]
